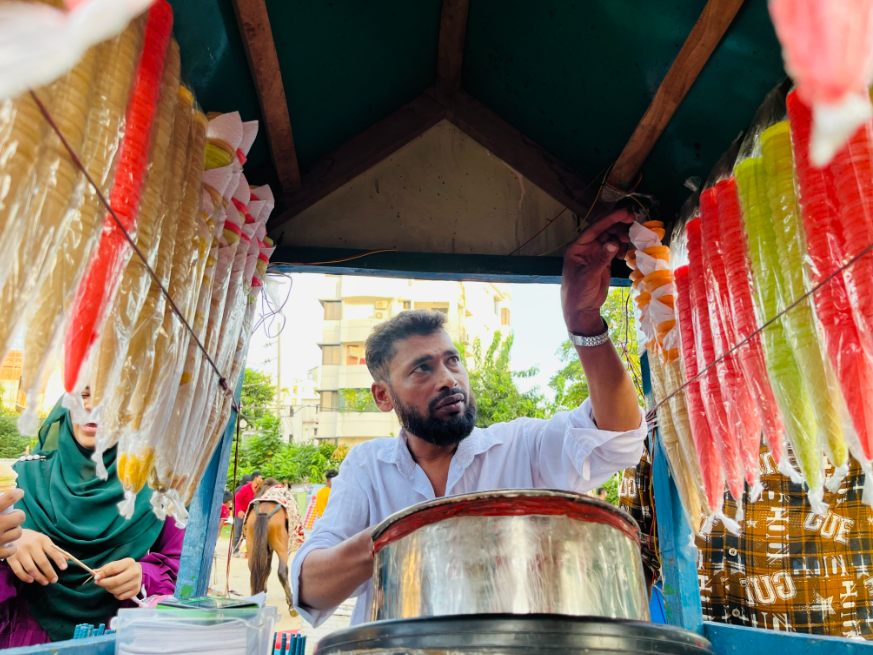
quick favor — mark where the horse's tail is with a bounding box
[249,512,273,594]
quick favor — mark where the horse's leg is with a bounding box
[269,511,294,614]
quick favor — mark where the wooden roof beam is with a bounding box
[232,0,301,193]
[269,92,446,235]
[607,0,746,190]
[446,91,595,218]
[436,0,470,96]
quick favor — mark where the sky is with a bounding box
[245,273,569,399]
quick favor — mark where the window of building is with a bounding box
[345,343,366,366]
[402,300,411,310]
[500,307,511,326]
[322,345,341,365]
[323,301,341,320]
[320,390,339,411]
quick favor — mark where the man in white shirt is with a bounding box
[292,209,646,626]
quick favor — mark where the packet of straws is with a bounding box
[113,605,277,655]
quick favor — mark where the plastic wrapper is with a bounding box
[760,121,849,475]
[769,0,873,165]
[685,217,745,504]
[713,177,786,468]
[787,89,873,499]
[81,39,179,487]
[734,154,826,512]
[63,0,173,395]
[698,184,763,494]
[0,0,155,101]
[673,250,727,520]
[0,47,98,360]
[627,221,707,533]
[16,19,145,435]
[131,101,206,521]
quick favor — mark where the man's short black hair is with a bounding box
[325,469,339,480]
[251,471,263,480]
[365,310,447,382]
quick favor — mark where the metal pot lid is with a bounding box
[316,614,713,655]
[371,489,641,551]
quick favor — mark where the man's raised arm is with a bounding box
[561,209,641,432]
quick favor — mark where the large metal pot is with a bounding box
[316,614,714,655]
[369,490,649,622]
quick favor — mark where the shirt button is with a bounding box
[728,548,738,557]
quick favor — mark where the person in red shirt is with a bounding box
[232,472,263,555]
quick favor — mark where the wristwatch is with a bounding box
[568,318,610,348]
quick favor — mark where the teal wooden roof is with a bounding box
[168,0,787,278]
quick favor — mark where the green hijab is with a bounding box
[13,403,163,641]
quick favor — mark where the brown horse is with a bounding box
[243,485,302,615]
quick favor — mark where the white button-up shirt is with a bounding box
[291,399,646,627]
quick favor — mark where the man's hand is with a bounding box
[562,208,633,334]
[94,558,142,601]
[560,208,641,432]
[0,489,24,560]
[237,510,245,519]
[299,526,375,611]
[7,529,68,585]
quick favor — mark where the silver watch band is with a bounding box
[568,319,610,348]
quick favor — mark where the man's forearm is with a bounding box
[298,528,374,611]
[572,313,640,432]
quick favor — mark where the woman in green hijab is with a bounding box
[0,390,185,646]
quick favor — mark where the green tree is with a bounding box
[241,369,276,420]
[464,332,546,427]
[548,287,644,411]
[0,402,33,459]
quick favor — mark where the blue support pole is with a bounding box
[642,351,704,633]
[175,374,243,598]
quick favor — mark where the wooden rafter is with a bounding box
[436,0,470,96]
[607,0,747,190]
[269,92,446,233]
[232,0,301,193]
[446,92,594,217]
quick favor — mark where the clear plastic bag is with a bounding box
[0,0,155,101]
[16,19,145,435]
[628,221,707,532]
[769,0,873,165]
[63,0,174,395]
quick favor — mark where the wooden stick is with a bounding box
[608,0,747,190]
[54,546,97,576]
[436,0,470,96]
[231,0,301,193]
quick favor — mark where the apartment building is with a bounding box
[316,276,510,448]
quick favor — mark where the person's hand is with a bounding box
[0,489,25,560]
[237,510,244,519]
[7,529,67,585]
[94,558,142,601]
[561,208,634,334]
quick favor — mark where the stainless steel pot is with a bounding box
[369,490,649,622]
[317,615,714,655]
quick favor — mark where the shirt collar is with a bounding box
[377,427,501,480]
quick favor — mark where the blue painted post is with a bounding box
[176,374,243,597]
[641,351,704,633]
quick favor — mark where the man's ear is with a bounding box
[372,382,394,413]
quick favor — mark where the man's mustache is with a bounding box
[428,388,467,412]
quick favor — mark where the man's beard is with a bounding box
[391,387,477,447]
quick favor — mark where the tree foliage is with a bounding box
[227,369,347,487]
[0,402,34,459]
[464,332,546,427]
[547,287,643,411]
